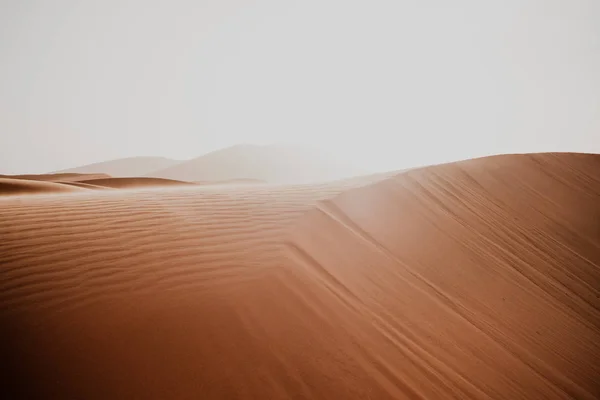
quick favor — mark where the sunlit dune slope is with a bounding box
[0,177,88,196]
[286,152,600,399]
[1,152,599,399]
[79,177,196,189]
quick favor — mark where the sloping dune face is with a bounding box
[0,173,112,182]
[79,177,196,189]
[287,152,600,399]
[1,153,599,399]
[0,177,87,196]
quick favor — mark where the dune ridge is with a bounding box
[0,175,197,195]
[0,177,88,196]
[79,177,196,189]
[1,152,599,399]
[0,173,112,182]
[284,152,600,399]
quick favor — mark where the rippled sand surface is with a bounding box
[1,153,599,399]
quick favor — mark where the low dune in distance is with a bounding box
[0,177,88,196]
[79,177,196,189]
[0,172,111,182]
[0,174,197,195]
[149,144,368,184]
[1,152,599,399]
[56,181,112,190]
[55,156,182,177]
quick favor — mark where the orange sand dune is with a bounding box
[1,152,599,399]
[0,172,111,182]
[57,181,112,190]
[0,177,88,196]
[79,177,196,189]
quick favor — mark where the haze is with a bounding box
[1,0,598,174]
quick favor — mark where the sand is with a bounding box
[1,152,599,399]
[0,174,197,195]
[0,177,88,196]
[0,173,112,182]
[78,177,196,189]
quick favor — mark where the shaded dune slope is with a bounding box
[0,178,88,196]
[1,152,599,399]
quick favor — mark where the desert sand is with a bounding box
[1,152,599,399]
[0,177,89,196]
[0,173,112,182]
[0,173,198,195]
[77,177,196,189]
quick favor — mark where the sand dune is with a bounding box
[57,181,112,190]
[0,172,111,182]
[149,144,368,184]
[0,177,87,196]
[0,175,193,194]
[0,174,195,193]
[1,152,599,399]
[79,177,196,189]
[55,156,181,177]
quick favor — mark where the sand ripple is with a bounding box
[1,153,599,399]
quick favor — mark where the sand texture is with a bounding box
[0,177,88,196]
[78,177,196,189]
[1,152,599,399]
[0,174,197,195]
[0,173,112,182]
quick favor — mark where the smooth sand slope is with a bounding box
[149,144,368,184]
[0,173,111,182]
[0,177,88,196]
[79,177,196,189]
[1,152,599,399]
[55,156,181,177]
[0,174,197,195]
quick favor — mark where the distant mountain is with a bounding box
[147,145,367,184]
[54,157,182,178]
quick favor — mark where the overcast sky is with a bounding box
[1,0,599,174]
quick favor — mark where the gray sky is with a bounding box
[1,0,599,174]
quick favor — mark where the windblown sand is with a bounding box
[1,153,599,399]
